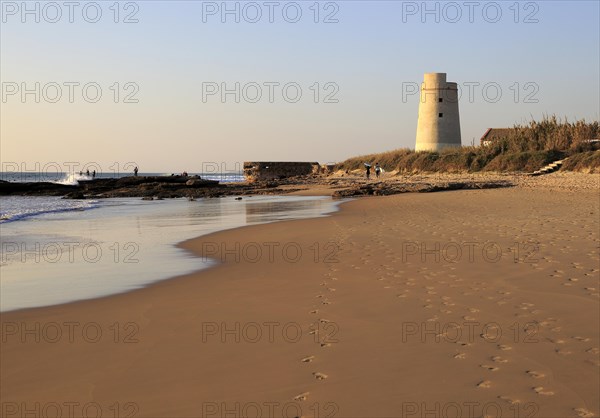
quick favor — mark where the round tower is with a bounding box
[415,73,461,151]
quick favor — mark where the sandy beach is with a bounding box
[1,173,598,418]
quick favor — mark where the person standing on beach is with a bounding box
[92,170,96,178]
[375,163,381,178]
[366,165,371,179]
[134,167,138,176]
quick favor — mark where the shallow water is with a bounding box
[0,195,338,312]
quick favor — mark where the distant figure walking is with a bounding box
[134,167,138,176]
[92,170,96,178]
[375,163,381,178]
[365,164,371,180]
[86,169,90,176]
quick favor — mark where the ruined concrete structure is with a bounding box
[243,162,320,182]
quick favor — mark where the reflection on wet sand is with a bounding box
[245,198,333,224]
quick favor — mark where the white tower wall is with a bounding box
[415,73,462,151]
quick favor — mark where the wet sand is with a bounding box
[1,174,599,417]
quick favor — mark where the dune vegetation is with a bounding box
[335,116,599,174]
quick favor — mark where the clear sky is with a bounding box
[1,0,599,173]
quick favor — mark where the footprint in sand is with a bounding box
[301,356,315,363]
[453,353,466,359]
[492,356,508,363]
[293,392,309,401]
[480,364,499,371]
[526,370,545,379]
[310,310,319,314]
[533,386,554,396]
[497,395,520,405]
[586,358,600,367]
[555,348,573,356]
[498,344,512,351]
[573,336,591,342]
[585,347,599,354]
[477,380,492,388]
[539,320,554,328]
[313,372,328,380]
[320,342,331,348]
[574,407,595,417]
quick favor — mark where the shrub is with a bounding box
[334,116,598,173]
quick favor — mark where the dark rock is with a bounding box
[332,180,513,198]
[63,192,86,199]
[1,176,223,198]
[0,181,76,196]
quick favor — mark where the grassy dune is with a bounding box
[336,117,599,173]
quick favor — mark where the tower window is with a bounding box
[439,113,443,117]
[438,98,443,102]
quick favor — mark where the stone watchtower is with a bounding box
[415,73,462,151]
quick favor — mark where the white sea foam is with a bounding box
[52,172,93,186]
[0,196,99,223]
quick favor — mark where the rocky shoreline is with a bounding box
[0,175,308,199]
[0,173,515,199]
[2,171,596,199]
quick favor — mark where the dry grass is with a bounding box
[561,150,600,173]
[335,116,599,173]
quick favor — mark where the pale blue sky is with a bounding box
[1,1,598,172]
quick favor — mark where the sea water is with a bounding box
[0,194,339,312]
